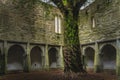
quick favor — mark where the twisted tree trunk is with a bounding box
[63,10,85,73]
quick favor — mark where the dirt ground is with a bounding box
[0,70,117,80]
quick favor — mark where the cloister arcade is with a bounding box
[1,39,120,75]
[82,39,120,75]
[0,40,64,73]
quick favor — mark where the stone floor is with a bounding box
[0,70,117,80]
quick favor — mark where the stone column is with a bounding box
[116,39,120,77]
[44,44,49,70]
[2,41,8,74]
[94,42,102,72]
[82,48,86,70]
[24,43,31,72]
[58,46,64,69]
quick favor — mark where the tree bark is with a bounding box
[63,10,85,73]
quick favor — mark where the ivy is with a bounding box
[62,0,68,6]
[64,11,79,46]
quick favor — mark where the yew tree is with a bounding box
[50,0,87,73]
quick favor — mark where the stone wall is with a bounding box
[79,0,120,44]
[0,0,63,45]
[1,0,119,45]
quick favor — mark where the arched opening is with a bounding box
[7,45,25,71]
[48,48,58,68]
[30,46,42,70]
[85,47,95,71]
[101,44,116,73]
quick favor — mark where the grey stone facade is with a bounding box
[79,0,120,77]
[79,0,120,44]
[0,0,63,45]
[0,0,120,77]
[0,0,64,74]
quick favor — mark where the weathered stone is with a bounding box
[79,0,120,44]
[0,0,63,45]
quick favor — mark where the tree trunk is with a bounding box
[63,10,85,73]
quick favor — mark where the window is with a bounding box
[55,16,61,33]
[91,17,95,28]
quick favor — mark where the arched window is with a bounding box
[55,16,61,33]
[91,17,95,28]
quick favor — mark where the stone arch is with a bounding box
[48,47,58,68]
[101,44,116,72]
[84,47,95,71]
[30,46,42,70]
[7,45,25,71]
[100,43,116,51]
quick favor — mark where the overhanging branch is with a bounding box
[75,0,87,9]
[73,0,87,20]
[50,0,68,14]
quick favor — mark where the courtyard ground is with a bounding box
[0,70,117,80]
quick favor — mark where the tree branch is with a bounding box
[50,0,68,14]
[75,0,87,9]
[73,0,87,20]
